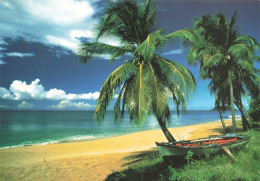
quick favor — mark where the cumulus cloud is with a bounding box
[0,79,100,101]
[18,101,34,109]
[162,49,183,56]
[0,0,100,52]
[46,88,67,100]
[49,100,94,109]
[67,92,100,100]
[0,87,13,99]
[10,79,45,100]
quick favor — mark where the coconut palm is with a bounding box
[77,0,196,142]
[188,11,259,132]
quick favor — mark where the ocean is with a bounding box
[0,110,241,148]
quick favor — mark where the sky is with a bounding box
[0,0,259,110]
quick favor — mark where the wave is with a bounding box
[227,115,241,118]
[0,135,100,149]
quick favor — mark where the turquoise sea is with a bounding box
[0,110,241,148]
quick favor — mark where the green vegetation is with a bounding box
[248,83,260,125]
[106,129,260,181]
[77,0,196,142]
[188,12,259,133]
[76,1,259,179]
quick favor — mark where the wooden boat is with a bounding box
[156,134,250,158]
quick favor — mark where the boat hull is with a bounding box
[156,135,250,157]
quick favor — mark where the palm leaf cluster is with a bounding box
[78,0,196,142]
[188,11,259,131]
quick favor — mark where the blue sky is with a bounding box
[0,0,259,110]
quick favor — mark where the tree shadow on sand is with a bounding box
[105,149,188,181]
[209,123,244,135]
[106,123,246,180]
[122,148,160,166]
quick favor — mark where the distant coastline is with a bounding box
[210,107,238,111]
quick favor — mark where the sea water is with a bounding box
[0,110,241,148]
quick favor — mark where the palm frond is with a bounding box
[78,42,133,63]
[202,53,224,70]
[147,61,169,119]
[229,11,238,33]
[130,63,152,123]
[165,29,197,44]
[95,61,137,122]
[228,44,254,62]
[114,83,125,123]
[186,46,199,65]
[157,56,196,100]
[96,0,156,45]
[120,76,135,119]
[133,29,166,62]
[254,56,260,62]
[235,36,258,49]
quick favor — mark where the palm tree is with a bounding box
[188,11,259,132]
[77,0,196,142]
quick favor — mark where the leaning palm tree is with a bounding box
[188,11,259,132]
[78,0,196,142]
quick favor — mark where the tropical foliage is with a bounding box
[78,0,196,142]
[106,129,260,181]
[188,11,259,132]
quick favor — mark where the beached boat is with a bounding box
[156,134,250,158]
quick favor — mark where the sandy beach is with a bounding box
[0,119,237,181]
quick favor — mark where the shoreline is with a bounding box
[0,119,230,150]
[0,119,239,181]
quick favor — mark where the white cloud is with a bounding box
[70,30,94,39]
[67,92,100,100]
[162,49,183,56]
[45,35,78,52]
[18,101,33,109]
[5,52,35,57]
[0,60,6,65]
[49,100,94,109]
[0,78,100,101]
[46,88,67,100]
[20,0,94,26]
[0,38,8,45]
[0,87,13,99]
[0,52,35,65]
[10,79,45,100]
[99,38,121,47]
[0,1,14,9]
[0,0,100,53]
[0,104,11,109]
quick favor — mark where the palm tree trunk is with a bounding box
[242,104,253,128]
[215,94,227,133]
[217,107,228,133]
[238,107,248,131]
[229,70,236,133]
[235,98,251,131]
[157,117,176,142]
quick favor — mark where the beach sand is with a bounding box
[0,119,238,181]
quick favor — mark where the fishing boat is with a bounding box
[156,134,250,158]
